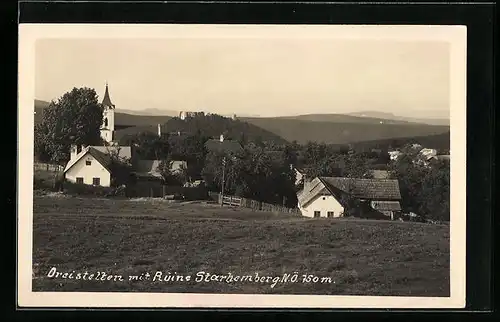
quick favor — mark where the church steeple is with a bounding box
[102,82,114,108]
[100,81,116,143]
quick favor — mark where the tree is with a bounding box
[121,132,170,160]
[35,87,104,164]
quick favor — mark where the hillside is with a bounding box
[273,113,414,125]
[35,99,449,146]
[348,132,450,152]
[348,111,450,126]
[115,114,289,145]
[242,117,450,145]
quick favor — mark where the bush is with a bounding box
[62,181,126,197]
[34,171,64,191]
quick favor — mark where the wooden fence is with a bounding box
[209,191,301,215]
[34,162,64,172]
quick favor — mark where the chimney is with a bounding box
[157,124,161,137]
[220,134,224,142]
[70,145,78,160]
[303,175,313,191]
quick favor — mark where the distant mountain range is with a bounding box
[34,99,450,146]
[347,111,449,126]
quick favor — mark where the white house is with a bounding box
[388,150,402,161]
[63,144,132,187]
[297,176,402,219]
[297,177,345,218]
[419,148,437,159]
[64,146,113,187]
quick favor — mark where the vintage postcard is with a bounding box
[18,24,467,308]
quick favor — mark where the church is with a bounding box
[63,83,184,189]
[63,83,132,187]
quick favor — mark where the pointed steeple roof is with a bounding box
[102,82,114,107]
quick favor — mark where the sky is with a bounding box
[35,38,450,119]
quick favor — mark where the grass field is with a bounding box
[32,193,450,296]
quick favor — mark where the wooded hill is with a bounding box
[116,114,289,145]
[35,99,450,147]
[241,117,450,145]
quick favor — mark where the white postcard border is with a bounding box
[18,24,467,309]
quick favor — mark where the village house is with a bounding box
[419,148,437,159]
[64,146,113,187]
[297,176,402,220]
[388,150,402,161]
[204,134,243,156]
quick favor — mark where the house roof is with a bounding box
[133,159,187,178]
[320,177,402,200]
[102,84,114,107]
[133,160,163,178]
[204,139,243,154]
[63,146,112,173]
[297,177,331,207]
[371,200,402,211]
[91,145,132,160]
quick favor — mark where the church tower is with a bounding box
[100,82,115,143]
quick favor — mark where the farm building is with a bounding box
[297,177,402,220]
[388,150,402,161]
[132,159,187,178]
[63,146,115,187]
[204,134,243,155]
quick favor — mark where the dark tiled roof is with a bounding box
[102,84,114,107]
[205,139,243,154]
[297,177,330,207]
[320,177,401,200]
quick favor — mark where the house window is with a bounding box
[92,177,101,186]
[86,160,92,166]
[314,211,321,218]
[76,177,84,184]
[327,211,334,218]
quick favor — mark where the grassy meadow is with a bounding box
[32,193,450,296]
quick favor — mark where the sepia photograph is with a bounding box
[18,24,467,308]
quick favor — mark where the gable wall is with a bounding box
[299,194,345,218]
[65,154,111,187]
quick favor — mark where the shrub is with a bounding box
[62,181,126,197]
[34,171,64,191]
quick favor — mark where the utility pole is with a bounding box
[220,156,226,206]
